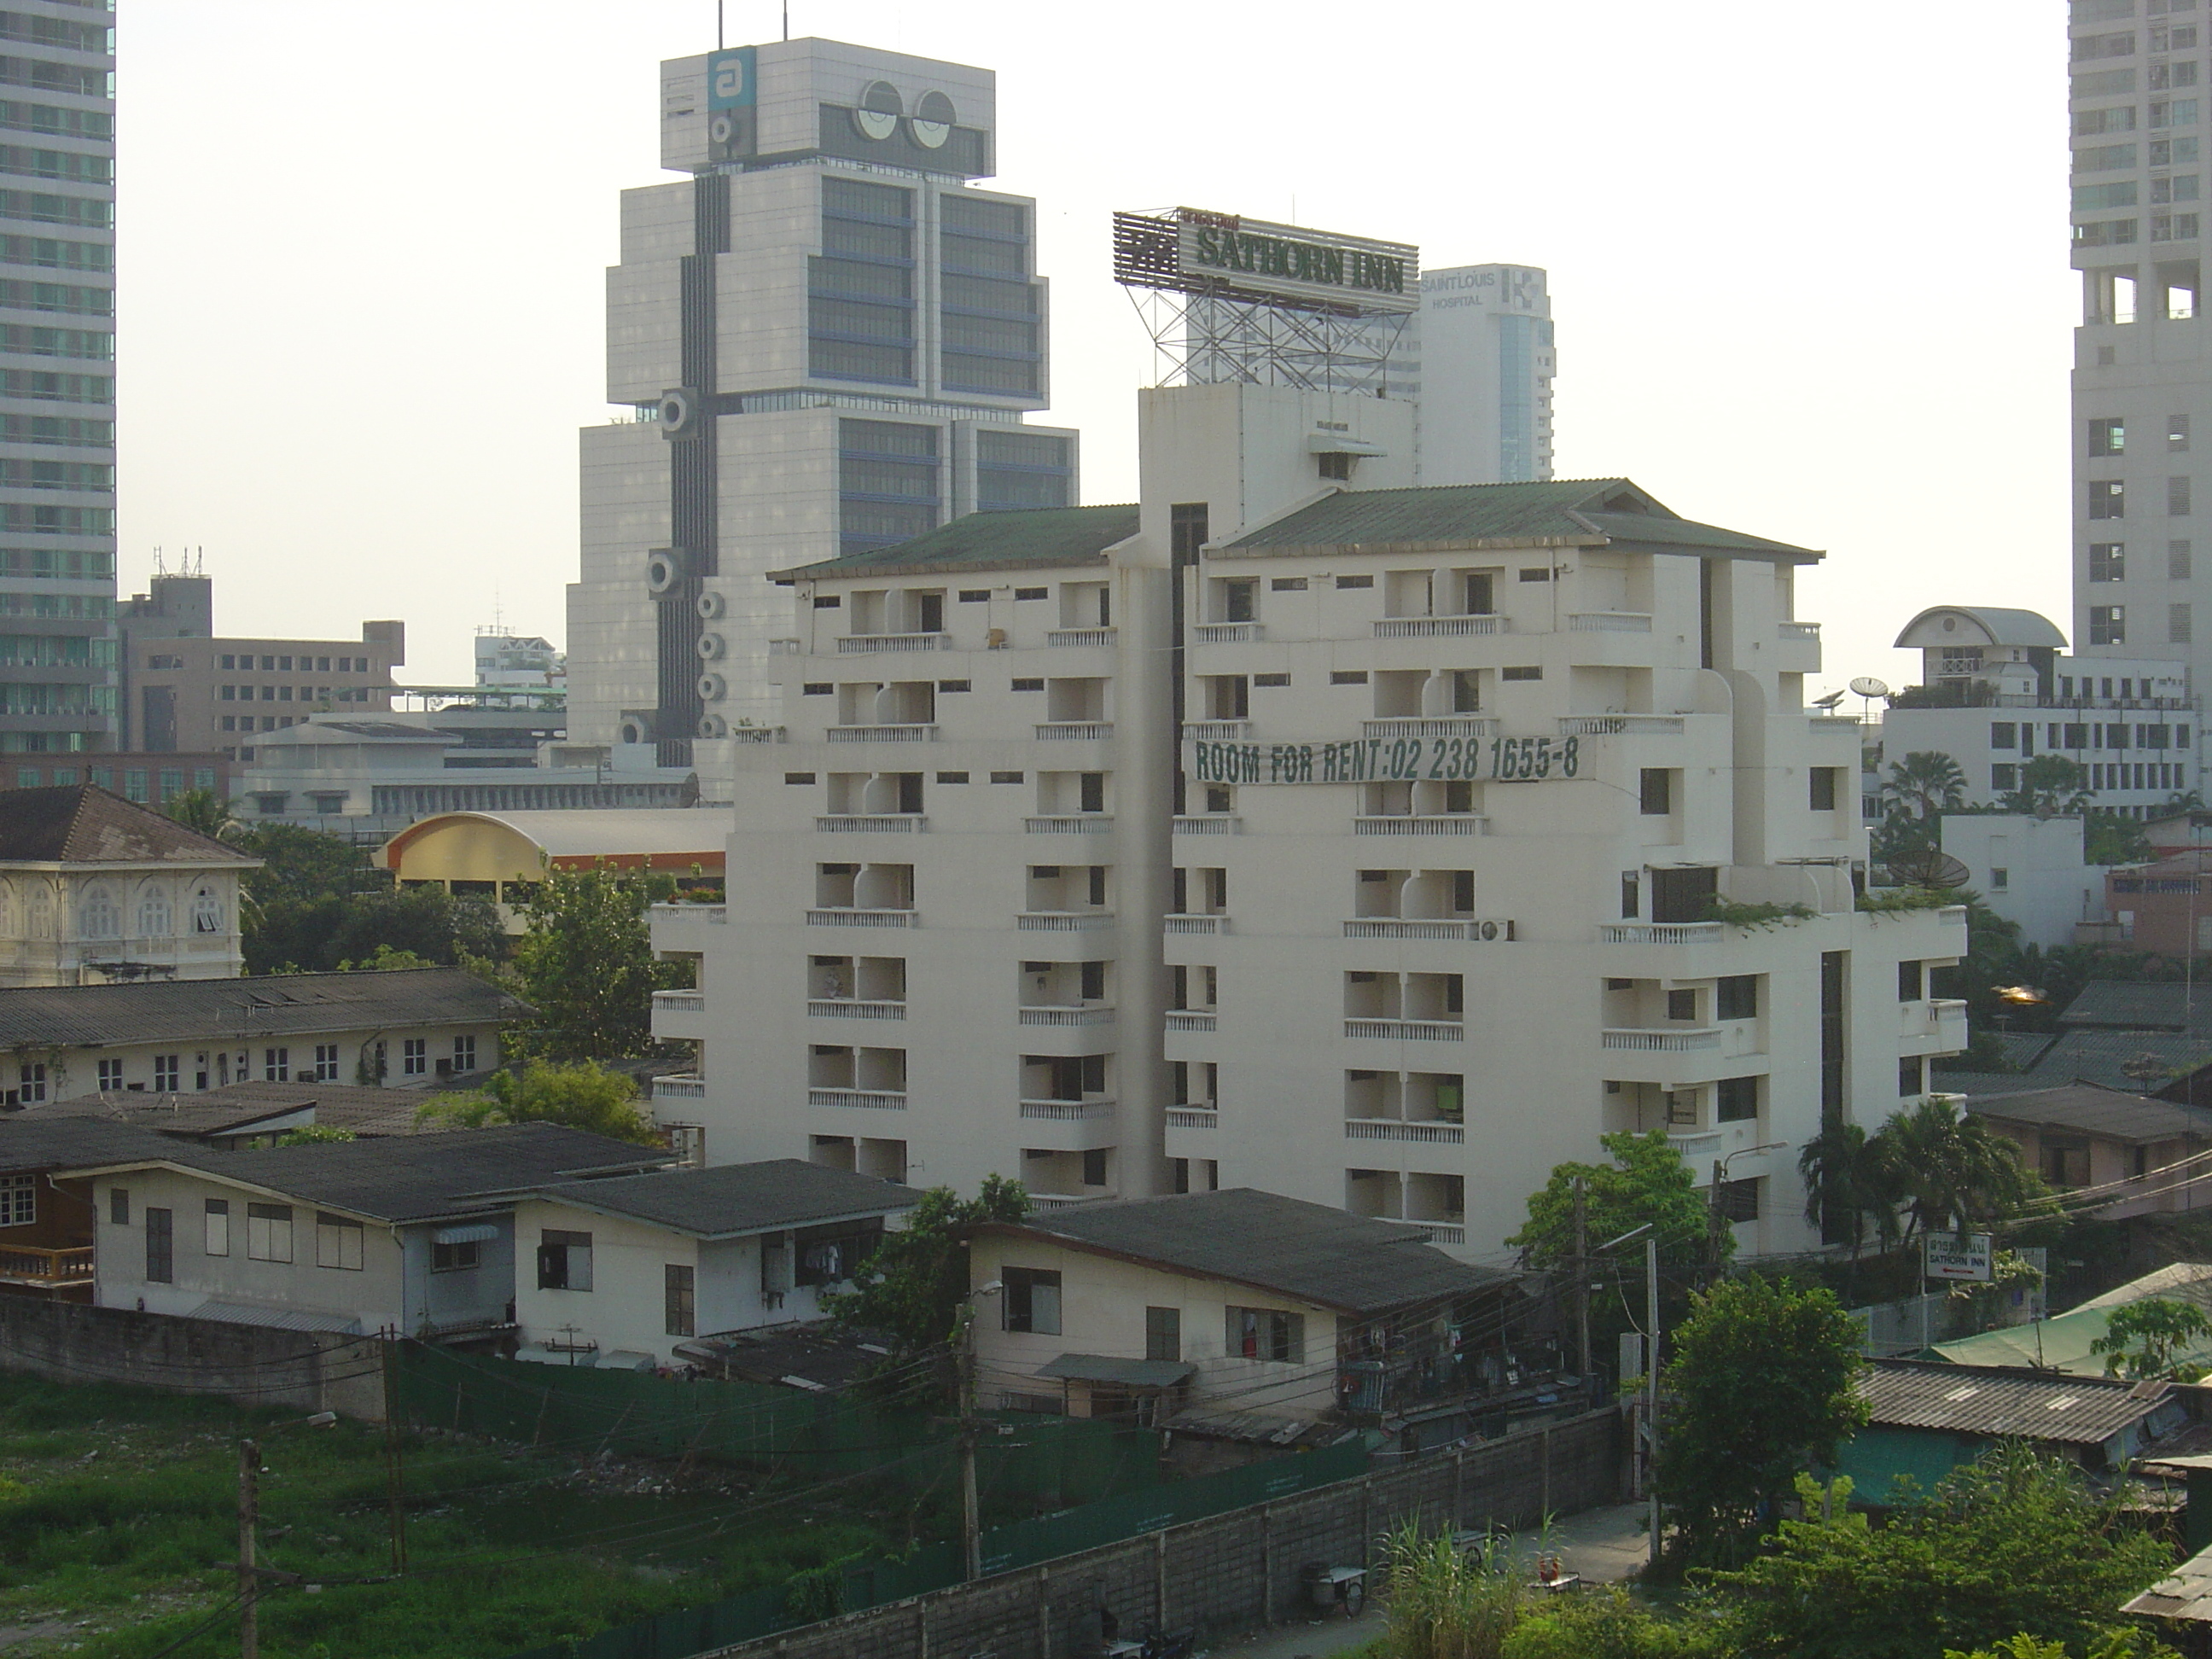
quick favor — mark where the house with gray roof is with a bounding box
[0,1115,189,1298]
[505,1158,920,1369]
[62,1122,672,1341]
[1967,1082,2212,1217]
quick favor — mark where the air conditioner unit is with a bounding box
[696,632,728,661]
[697,672,727,702]
[645,548,687,596]
[696,589,727,620]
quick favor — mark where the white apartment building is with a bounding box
[1877,605,2197,818]
[650,383,1966,1256]
[1412,265,1555,485]
[566,38,1074,782]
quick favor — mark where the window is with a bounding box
[1991,866,2011,890]
[1717,975,1759,1020]
[96,1057,120,1091]
[0,1172,33,1226]
[1226,1305,1304,1363]
[312,1043,339,1082]
[2177,476,2197,515]
[2092,604,2128,644]
[1639,768,1673,815]
[1500,666,1542,681]
[1901,1057,1926,1096]
[1810,767,1840,811]
[1003,1266,1062,1334]
[1330,670,1367,685]
[108,1185,127,1225]
[2177,415,2195,454]
[992,771,1023,783]
[1899,959,1924,1000]
[403,1038,427,1076]
[432,1239,480,1272]
[452,1034,476,1074]
[1991,764,2018,791]
[263,1046,288,1082]
[2176,538,2196,578]
[2090,479,2127,518]
[1666,988,1698,1022]
[1011,677,1044,692]
[1014,587,1047,602]
[202,1198,228,1256]
[144,1208,172,1283]
[247,1202,293,1262]
[17,1062,44,1103]
[1620,871,1639,918]
[1334,573,1373,589]
[665,1263,696,1336]
[1253,672,1289,688]
[316,1214,364,1271]
[1991,721,2018,749]
[1145,1306,1182,1362]
[1715,1179,1761,1224]
[1271,576,1307,591]
[537,1229,592,1290]
[191,887,223,934]
[2091,542,2126,582]
[1715,1076,1759,1123]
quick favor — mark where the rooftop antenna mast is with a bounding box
[716,0,723,48]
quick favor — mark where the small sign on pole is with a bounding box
[1923,1232,1994,1283]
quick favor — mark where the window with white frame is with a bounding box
[1225,1305,1305,1363]
[0,1173,34,1226]
[17,1062,44,1103]
[263,1046,288,1082]
[315,1213,364,1271]
[96,1057,121,1091]
[203,1198,229,1256]
[246,1202,293,1263]
[153,1054,178,1091]
[403,1038,427,1076]
[452,1034,476,1073]
[312,1043,339,1082]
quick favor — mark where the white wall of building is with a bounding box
[1414,264,1555,486]
[1941,814,2098,949]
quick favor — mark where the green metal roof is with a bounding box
[1220,479,1821,563]
[777,504,1139,582]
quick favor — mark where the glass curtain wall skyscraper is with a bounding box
[0,1,114,755]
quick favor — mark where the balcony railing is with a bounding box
[1165,1010,1217,1033]
[806,907,915,928]
[1173,816,1242,835]
[1018,1098,1115,1121]
[652,991,706,1015]
[0,1244,92,1285]
[1016,911,1115,931]
[1025,815,1113,834]
[1372,616,1509,638]
[1047,627,1116,647]
[1344,1120,1466,1144]
[1036,722,1113,740]
[1164,914,1229,934]
[1342,918,1514,941]
[1668,1131,1724,1160]
[1602,1027,1723,1052]
[1361,717,1498,739]
[807,999,906,1021]
[1030,1192,1115,1211]
[1407,1220,1467,1245]
[653,1074,707,1100]
[1352,816,1484,835]
[1598,922,1724,944]
[728,725,787,743]
[836,632,946,654]
[1181,720,1251,740]
[1194,621,1262,643]
[651,903,727,924]
[826,724,938,742]
[769,638,802,655]
[1345,1018,1466,1042]
[1558,715,1685,736]
[1018,1005,1117,1027]
[1568,612,1653,633]
[1778,620,1821,643]
[1165,1108,1218,1130]
[818,815,926,832]
[808,1087,907,1110]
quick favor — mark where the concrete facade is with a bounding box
[1940,813,2100,949]
[1412,264,1556,485]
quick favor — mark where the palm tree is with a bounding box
[162,786,241,842]
[1798,1123,1903,1283]
[1880,751,1968,821]
[2006,754,2093,818]
[1871,1097,2039,1238]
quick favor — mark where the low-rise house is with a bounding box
[968,1189,1518,1441]
[0,1116,183,1299]
[1927,1264,2212,1377]
[0,783,259,987]
[1967,1083,2212,1215]
[506,1160,918,1370]
[30,1079,451,1146]
[0,965,527,1105]
[67,1124,671,1339]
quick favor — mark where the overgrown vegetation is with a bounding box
[416,1059,659,1145]
[507,862,689,1061]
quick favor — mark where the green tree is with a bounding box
[2087,810,2153,867]
[271,1126,357,1147]
[2006,755,2093,818]
[1871,1097,2043,1239]
[415,1059,657,1144]
[2090,1295,2212,1380]
[1797,1122,1903,1277]
[1882,751,1970,821]
[1703,1448,2177,1658]
[821,1175,1029,1385]
[162,786,241,841]
[508,861,684,1060]
[1655,1277,1868,1567]
[1510,1132,1720,1272]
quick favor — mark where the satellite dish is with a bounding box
[1848,676,1891,698]
[1886,848,1972,889]
[1811,689,1848,711]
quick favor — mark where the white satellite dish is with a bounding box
[1848,676,1891,698]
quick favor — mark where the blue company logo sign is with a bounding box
[707,46,756,110]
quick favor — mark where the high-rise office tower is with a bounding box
[0,3,115,754]
[567,39,1076,776]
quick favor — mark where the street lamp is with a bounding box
[1709,1142,1787,1258]
[238,1412,338,1659]
[958,1281,1004,1583]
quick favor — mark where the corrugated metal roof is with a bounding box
[1970,1083,2212,1144]
[521,1158,919,1237]
[0,1115,192,1173]
[1218,479,1819,562]
[0,785,258,869]
[1931,1069,2056,1100]
[2022,1029,2212,1092]
[0,966,531,1049]
[2058,981,2212,1033]
[1035,1353,1196,1388]
[778,504,1139,581]
[2069,1262,2212,1313]
[2124,1542,2212,1623]
[188,1299,364,1335]
[1864,1359,2165,1445]
[33,1079,455,1140]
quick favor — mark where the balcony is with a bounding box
[807,999,906,1021]
[1602,1028,1724,1052]
[1344,1120,1466,1144]
[1342,918,1514,942]
[1778,621,1821,643]
[1165,914,1229,934]
[1172,816,1242,835]
[1166,1108,1218,1130]
[1901,998,1970,1051]
[1558,715,1685,736]
[1193,621,1262,643]
[650,902,727,926]
[818,815,927,832]
[1165,1010,1217,1033]
[653,1074,707,1101]
[728,725,787,743]
[0,1244,92,1288]
[808,1087,907,1110]
[1016,911,1115,932]
[836,632,946,654]
[1036,722,1113,740]
[1182,720,1251,740]
[1361,717,1498,740]
[653,990,706,1015]
[1598,922,1724,944]
[1668,1131,1724,1161]
[769,638,801,656]
[1568,612,1653,633]
[1372,616,1510,638]
[1025,815,1113,834]
[1047,626,1116,647]
[806,907,916,928]
[1029,1193,1117,1211]
[1017,1098,1115,1121]
[1352,816,1485,835]
[1018,1005,1117,1027]
[1407,1220,1466,1245]
[826,724,939,742]
[1345,1018,1466,1042]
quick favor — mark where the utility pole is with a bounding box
[237,1438,259,1659]
[1708,1157,1726,1274]
[1572,1176,1590,1381]
[381,1339,408,1575]
[958,1301,981,1581]
[1645,1237,1662,1570]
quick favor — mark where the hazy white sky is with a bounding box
[121,0,2072,690]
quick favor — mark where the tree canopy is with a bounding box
[2090,1295,2212,1381]
[1509,1131,1720,1272]
[416,1060,658,1145]
[509,862,684,1060]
